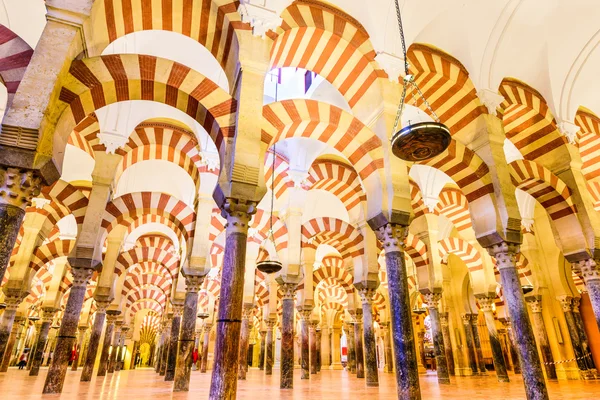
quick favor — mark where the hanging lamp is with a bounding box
[256,143,283,275]
[390,0,451,162]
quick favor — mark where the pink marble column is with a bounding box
[0,294,23,368]
[116,326,128,371]
[238,304,253,380]
[200,323,212,373]
[0,316,23,371]
[488,243,548,400]
[469,314,488,376]
[526,297,557,380]
[477,296,509,382]
[209,200,255,399]
[298,308,312,380]
[265,320,275,375]
[30,308,56,376]
[462,314,479,374]
[165,307,182,381]
[278,282,297,389]
[174,274,204,391]
[309,321,318,374]
[43,266,94,394]
[424,293,450,384]
[81,301,109,381]
[344,322,356,374]
[316,328,322,372]
[97,311,118,377]
[353,310,365,379]
[359,288,379,387]
[439,313,455,376]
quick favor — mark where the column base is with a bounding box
[438,377,451,385]
[418,364,427,374]
[329,363,343,370]
[580,369,597,380]
[456,367,475,376]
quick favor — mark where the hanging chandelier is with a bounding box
[256,144,283,275]
[390,0,451,162]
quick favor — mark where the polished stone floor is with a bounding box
[1,367,598,399]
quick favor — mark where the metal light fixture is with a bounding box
[197,312,209,320]
[390,0,451,162]
[521,284,534,295]
[256,143,282,275]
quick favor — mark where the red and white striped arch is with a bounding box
[268,0,384,109]
[576,109,600,209]
[438,237,483,274]
[306,160,366,215]
[57,54,236,160]
[89,0,247,83]
[29,239,76,272]
[406,44,487,136]
[0,25,34,107]
[128,299,164,321]
[129,262,175,286]
[313,255,354,294]
[302,217,364,263]
[264,150,294,199]
[404,233,428,272]
[255,281,269,307]
[123,273,172,297]
[316,279,348,306]
[262,99,384,209]
[136,235,177,253]
[498,78,567,163]
[115,246,180,277]
[436,187,473,232]
[249,209,288,252]
[125,286,168,310]
[102,192,195,243]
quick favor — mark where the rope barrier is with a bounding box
[543,353,594,366]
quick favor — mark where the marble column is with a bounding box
[462,314,479,374]
[174,274,204,391]
[117,327,128,371]
[30,309,55,376]
[258,330,266,370]
[488,243,548,400]
[424,293,450,384]
[200,323,212,373]
[321,326,330,368]
[98,311,118,377]
[1,316,22,371]
[71,326,87,371]
[209,200,255,399]
[439,313,455,376]
[159,320,170,375]
[278,283,297,389]
[108,321,122,373]
[298,309,311,379]
[380,322,394,373]
[574,259,600,331]
[265,320,275,375]
[373,223,421,399]
[43,266,94,394]
[309,321,318,374]
[238,304,253,380]
[165,306,182,381]
[559,297,591,377]
[505,320,521,374]
[353,312,365,378]
[0,168,41,285]
[526,297,557,380]
[331,326,343,370]
[315,328,321,372]
[0,295,22,367]
[344,322,356,373]
[572,298,596,371]
[469,314,488,376]
[359,288,379,387]
[476,296,509,382]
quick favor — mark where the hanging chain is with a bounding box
[392,0,440,136]
[269,142,276,242]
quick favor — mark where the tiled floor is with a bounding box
[1,367,599,399]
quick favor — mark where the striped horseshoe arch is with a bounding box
[115,246,180,277]
[123,273,172,296]
[576,108,600,209]
[129,262,175,287]
[301,217,364,263]
[306,160,366,215]
[437,237,483,274]
[268,0,384,110]
[136,235,177,254]
[313,255,354,294]
[0,25,34,108]
[404,233,429,273]
[29,239,76,273]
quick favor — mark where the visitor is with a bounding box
[17,350,28,370]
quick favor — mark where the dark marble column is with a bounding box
[461,314,479,374]
[265,320,275,375]
[258,330,266,370]
[559,297,591,377]
[200,323,212,373]
[278,282,297,389]
[476,296,509,382]
[298,309,312,379]
[81,302,108,381]
[498,327,513,372]
[165,306,182,381]
[380,322,394,373]
[209,201,255,399]
[469,313,488,376]
[316,328,322,372]
[373,223,421,399]
[174,274,204,391]
[344,322,356,373]
[574,259,600,331]
[572,298,596,372]
[117,326,128,371]
[1,316,22,371]
[27,322,40,371]
[309,321,318,374]
[424,293,450,384]
[0,168,41,285]
[43,266,94,394]
[0,295,22,368]
[30,308,55,376]
[526,297,557,380]
[505,320,521,374]
[71,326,87,371]
[359,288,379,387]
[353,312,365,379]
[439,313,455,376]
[159,320,170,375]
[488,243,548,400]
[238,304,253,380]
[98,311,118,377]
[108,321,122,373]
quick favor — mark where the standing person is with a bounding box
[18,351,28,370]
[192,348,199,370]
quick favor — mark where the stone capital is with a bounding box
[557,296,573,313]
[41,308,57,323]
[0,167,43,210]
[439,312,449,326]
[265,319,277,329]
[242,303,254,320]
[557,120,580,145]
[461,313,475,324]
[475,295,495,313]
[526,296,542,313]
[358,287,378,305]
[373,223,409,253]
[71,266,94,287]
[238,1,282,38]
[278,282,297,300]
[572,297,581,312]
[297,308,313,321]
[106,310,120,323]
[221,198,257,234]
[172,303,184,317]
[94,299,111,313]
[184,274,205,293]
[477,89,505,116]
[577,258,600,283]
[423,292,443,309]
[486,242,520,270]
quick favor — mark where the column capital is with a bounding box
[358,287,377,305]
[41,308,57,323]
[486,242,520,270]
[439,312,449,326]
[106,310,121,323]
[423,292,443,309]
[70,266,94,287]
[78,325,88,333]
[94,300,111,313]
[184,274,205,293]
[373,223,409,253]
[557,296,573,312]
[526,297,542,313]
[476,296,495,313]
[265,319,277,329]
[0,167,43,210]
[577,258,600,283]
[172,303,184,317]
[221,198,257,234]
[242,303,254,320]
[3,292,24,310]
[571,297,581,312]
[476,89,505,116]
[461,313,475,324]
[278,282,297,300]
[203,323,213,333]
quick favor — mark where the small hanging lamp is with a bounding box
[390,0,451,162]
[256,143,282,275]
